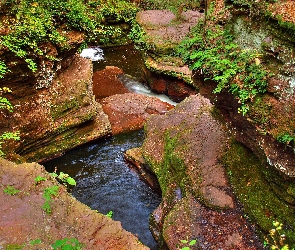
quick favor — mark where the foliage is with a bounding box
[0,0,137,73]
[52,238,84,250]
[177,18,271,115]
[42,185,59,214]
[264,221,293,250]
[106,210,113,218]
[30,239,42,245]
[0,87,20,157]
[35,175,47,184]
[139,0,201,14]
[178,239,197,250]
[51,171,76,186]
[0,61,10,78]
[99,0,137,23]
[0,129,20,157]
[277,134,295,146]
[3,185,20,195]
[0,87,13,112]
[128,21,147,49]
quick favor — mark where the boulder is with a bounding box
[92,66,129,99]
[140,95,262,249]
[99,93,174,135]
[0,158,148,249]
[136,9,203,87]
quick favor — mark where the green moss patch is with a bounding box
[222,141,295,247]
[146,131,189,197]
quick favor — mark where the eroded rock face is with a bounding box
[140,95,262,249]
[226,14,295,177]
[0,158,149,249]
[1,54,111,162]
[99,93,174,135]
[144,70,198,103]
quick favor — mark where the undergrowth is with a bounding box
[177,15,271,115]
[0,0,137,78]
[42,185,59,214]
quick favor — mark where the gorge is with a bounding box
[1,0,295,249]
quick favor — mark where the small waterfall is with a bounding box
[117,74,177,106]
[80,46,177,106]
[80,47,104,61]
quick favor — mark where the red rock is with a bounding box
[92,66,129,99]
[100,93,174,135]
[0,158,149,249]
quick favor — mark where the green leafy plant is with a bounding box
[30,239,42,245]
[178,239,197,250]
[277,134,295,146]
[3,185,20,196]
[0,87,20,157]
[177,12,271,115]
[0,87,13,112]
[42,185,59,214]
[34,176,47,185]
[264,221,292,250]
[0,131,20,157]
[106,210,113,218]
[52,238,84,250]
[0,0,137,76]
[51,171,76,186]
[0,61,10,78]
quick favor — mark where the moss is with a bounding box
[248,95,272,133]
[145,131,189,197]
[263,165,295,205]
[4,244,24,249]
[222,141,295,247]
[51,97,81,120]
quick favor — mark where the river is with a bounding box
[43,45,166,249]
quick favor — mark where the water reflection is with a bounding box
[43,129,161,249]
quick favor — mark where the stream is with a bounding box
[43,129,161,249]
[43,45,166,249]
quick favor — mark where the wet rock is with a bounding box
[136,9,203,86]
[144,70,198,103]
[99,93,174,135]
[124,147,160,192]
[225,14,295,177]
[0,158,149,249]
[141,95,262,249]
[163,197,259,250]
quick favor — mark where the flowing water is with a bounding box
[81,45,177,105]
[44,45,172,248]
[44,127,161,249]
